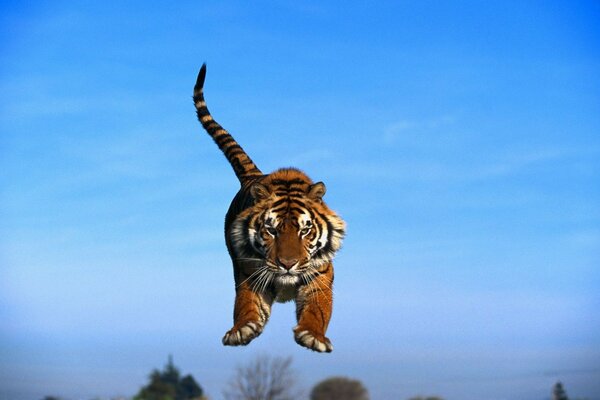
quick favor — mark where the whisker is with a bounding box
[253,271,265,293]
[262,271,273,294]
[255,272,268,293]
[305,267,330,299]
[237,265,267,289]
[261,272,273,294]
[301,268,318,299]
[249,267,267,292]
[252,268,272,294]
[300,271,310,287]
[301,271,317,299]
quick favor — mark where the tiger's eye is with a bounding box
[300,227,311,236]
[266,227,278,236]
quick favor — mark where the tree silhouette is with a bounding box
[223,355,300,400]
[408,397,444,400]
[553,381,569,400]
[134,355,204,400]
[310,376,369,400]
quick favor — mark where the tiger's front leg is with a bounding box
[293,263,334,353]
[222,280,273,346]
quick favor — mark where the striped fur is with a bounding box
[193,64,345,353]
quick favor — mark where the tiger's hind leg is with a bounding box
[293,263,334,353]
[222,281,273,346]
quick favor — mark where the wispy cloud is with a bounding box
[0,77,168,120]
[383,115,458,144]
[328,147,577,183]
[562,230,600,250]
[286,148,335,166]
[1,95,151,119]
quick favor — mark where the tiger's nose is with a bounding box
[278,257,298,270]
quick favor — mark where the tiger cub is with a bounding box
[193,64,345,352]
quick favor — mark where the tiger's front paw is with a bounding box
[222,321,263,346]
[293,326,333,353]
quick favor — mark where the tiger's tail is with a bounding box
[193,64,263,185]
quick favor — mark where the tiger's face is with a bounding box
[255,208,322,286]
[230,169,345,289]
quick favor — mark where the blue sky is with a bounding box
[1,1,599,399]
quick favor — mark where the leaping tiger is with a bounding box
[193,64,346,353]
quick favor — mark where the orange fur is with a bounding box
[194,65,345,352]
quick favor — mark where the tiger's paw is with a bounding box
[293,326,333,353]
[222,321,263,346]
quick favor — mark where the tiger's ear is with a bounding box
[251,183,271,201]
[308,182,326,200]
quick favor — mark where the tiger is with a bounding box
[192,64,345,353]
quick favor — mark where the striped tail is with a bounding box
[193,63,263,185]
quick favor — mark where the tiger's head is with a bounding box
[230,168,345,288]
